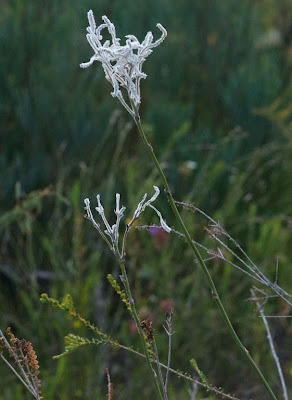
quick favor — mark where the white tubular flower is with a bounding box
[84,198,103,235]
[84,187,170,250]
[84,194,126,247]
[80,11,167,116]
[148,204,171,233]
[113,193,127,243]
[130,186,171,233]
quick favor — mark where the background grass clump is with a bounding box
[0,0,292,399]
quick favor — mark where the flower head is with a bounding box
[84,193,125,247]
[84,186,171,252]
[80,11,167,116]
[130,186,171,233]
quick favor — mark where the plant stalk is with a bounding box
[114,246,163,400]
[132,107,277,400]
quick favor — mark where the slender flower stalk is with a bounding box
[251,288,288,400]
[132,105,277,400]
[80,11,277,400]
[163,312,173,394]
[115,246,163,400]
[84,189,170,400]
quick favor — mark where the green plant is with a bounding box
[1,2,292,399]
[39,10,289,399]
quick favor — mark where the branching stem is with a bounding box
[132,104,277,400]
[251,288,288,400]
[114,245,163,400]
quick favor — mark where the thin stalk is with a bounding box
[251,289,288,400]
[0,354,34,395]
[164,313,173,392]
[132,106,277,400]
[114,246,163,400]
[153,337,168,400]
[0,331,35,392]
[95,341,242,400]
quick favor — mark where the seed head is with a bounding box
[80,11,167,116]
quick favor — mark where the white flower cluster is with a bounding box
[80,11,167,116]
[84,186,171,249]
[130,185,171,232]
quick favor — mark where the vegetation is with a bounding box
[1,0,292,399]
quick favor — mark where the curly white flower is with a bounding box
[80,11,167,116]
[84,186,171,250]
[84,193,126,247]
[130,186,171,233]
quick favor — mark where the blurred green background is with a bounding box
[0,0,292,399]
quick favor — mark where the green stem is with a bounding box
[133,108,277,400]
[114,246,163,400]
